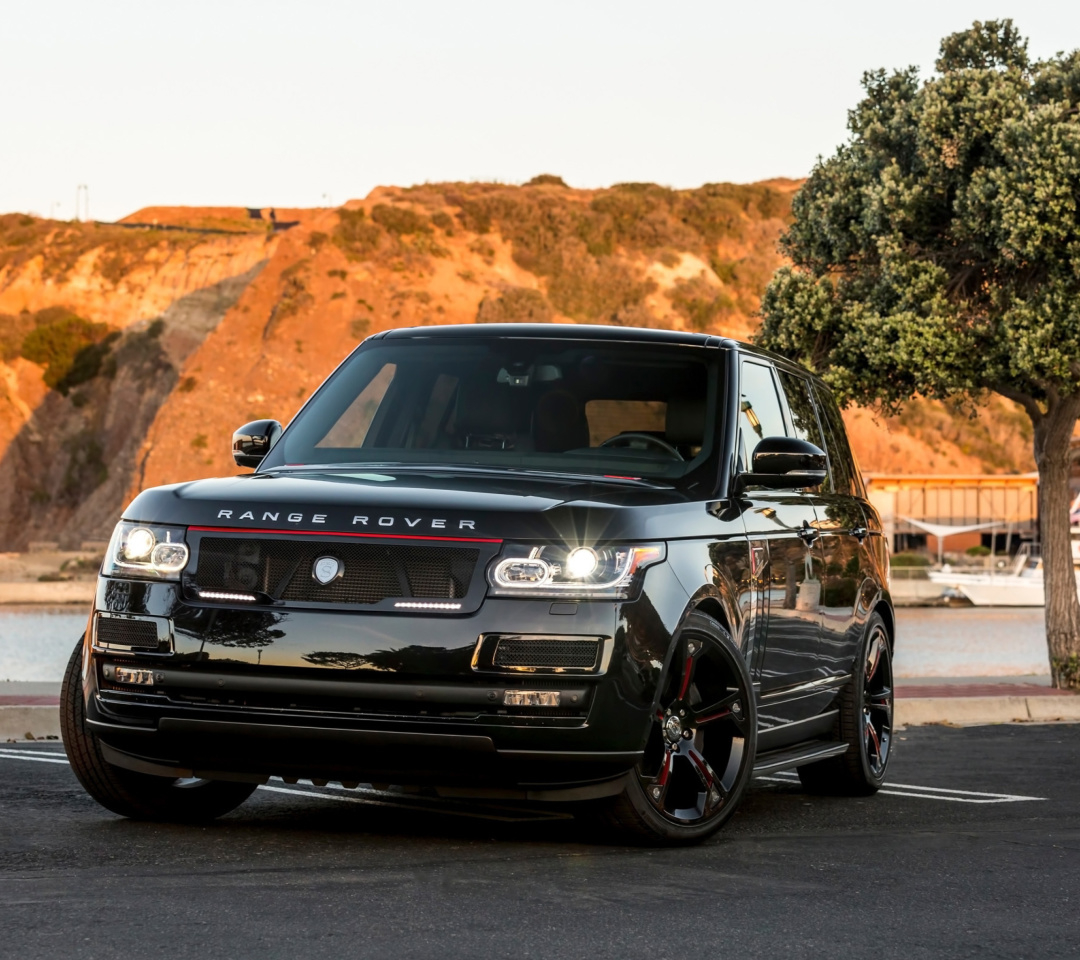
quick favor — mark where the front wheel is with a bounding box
[589,611,757,844]
[60,640,257,821]
[798,613,894,795]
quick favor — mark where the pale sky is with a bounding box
[3,0,1079,222]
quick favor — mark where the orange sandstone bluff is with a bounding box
[0,181,1035,550]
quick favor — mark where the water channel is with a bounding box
[0,605,1052,683]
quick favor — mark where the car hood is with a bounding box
[123,469,721,542]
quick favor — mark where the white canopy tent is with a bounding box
[900,517,1000,566]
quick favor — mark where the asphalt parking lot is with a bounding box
[1,725,1077,960]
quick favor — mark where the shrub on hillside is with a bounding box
[525,174,568,187]
[669,275,735,332]
[430,211,454,234]
[371,204,432,236]
[476,287,553,324]
[0,214,204,285]
[333,209,383,260]
[0,311,37,362]
[20,308,111,392]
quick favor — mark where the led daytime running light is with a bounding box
[198,590,258,602]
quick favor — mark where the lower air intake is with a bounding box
[95,616,160,649]
[493,638,600,670]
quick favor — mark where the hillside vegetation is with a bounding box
[0,179,1036,550]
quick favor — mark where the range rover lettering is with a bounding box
[61,324,894,844]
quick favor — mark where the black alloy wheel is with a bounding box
[594,611,756,844]
[61,640,258,821]
[798,612,894,795]
[862,623,893,779]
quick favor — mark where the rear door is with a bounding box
[736,360,823,704]
[776,369,863,684]
[810,382,874,674]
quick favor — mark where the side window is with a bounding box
[777,370,833,491]
[738,361,788,471]
[777,371,826,449]
[812,383,864,497]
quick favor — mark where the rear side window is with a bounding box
[738,361,787,471]
[776,370,826,451]
[812,383,865,498]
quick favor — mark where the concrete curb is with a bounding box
[896,695,1080,726]
[1,706,61,741]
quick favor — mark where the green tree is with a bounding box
[758,20,1080,689]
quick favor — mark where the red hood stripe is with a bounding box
[188,525,502,544]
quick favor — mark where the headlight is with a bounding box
[102,521,190,581]
[488,542,665,599]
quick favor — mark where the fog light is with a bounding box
[114,666,155,686]
[503,690,561,707]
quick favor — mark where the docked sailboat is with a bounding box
[928,543,1080,607]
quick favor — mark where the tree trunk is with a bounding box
[1032,397,1080,690]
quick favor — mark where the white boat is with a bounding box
[928,544,1080,607]
[913,498,1080,607]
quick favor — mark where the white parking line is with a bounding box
[0,749,70,764]
[0,749,1048,805]
[0,750,562,821]
[756,772,1045,803]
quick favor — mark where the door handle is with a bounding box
[850,526,869,543]
[798,521,819,545]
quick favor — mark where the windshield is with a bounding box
[263,338,721,488]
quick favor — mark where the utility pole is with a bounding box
[76,184,89,222]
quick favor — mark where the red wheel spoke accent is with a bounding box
[687,746,717,793]
[676,654,695,701]
[865,713,882,761]
[656,748,675,787]
[868,688,892,710]
[866,634,883,683]
[692,691,741,726]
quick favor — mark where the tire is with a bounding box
[588,611,757,845]
[60,639,257,821]
[798,612,894,795]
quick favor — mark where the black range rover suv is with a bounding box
[62,324,894,843]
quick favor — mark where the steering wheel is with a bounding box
[599,432,684,461]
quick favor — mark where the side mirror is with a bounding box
[734,436,827,493]
[232,419,282,468]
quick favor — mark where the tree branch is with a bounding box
[996,384,1043,424]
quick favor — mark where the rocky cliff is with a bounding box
[0,181,1036,550]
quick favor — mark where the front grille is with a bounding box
[95,616,160,648]
[193,537,478,605]
[494,638,600,669]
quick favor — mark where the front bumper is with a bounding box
[84,571,687,794]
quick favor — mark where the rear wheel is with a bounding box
[798,613,893,795]
[591,612,756,844]
[60,640,257,821]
